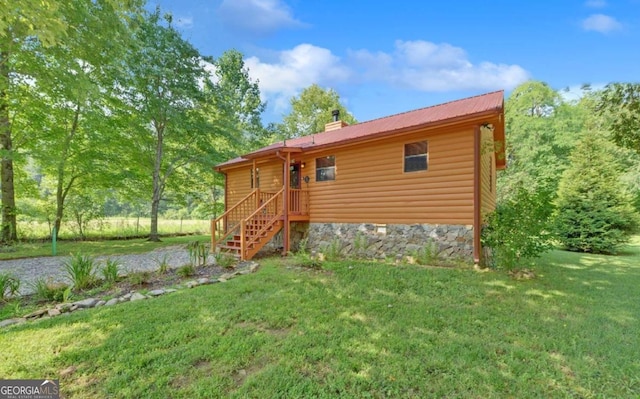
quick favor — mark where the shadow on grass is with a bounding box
[2,251,640,398]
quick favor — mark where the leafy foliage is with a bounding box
[176,264,196,278]
[0,273,20,301]
[482,184,555,269]
[213,251,237,269]
[186,240,208,267]
[597,83,640,153]
[32,278,68,302]
[101,259,121,284]
[554,135,639,253]
[275,84,357,138]
[63,253,98,290]
[409,239,441,266]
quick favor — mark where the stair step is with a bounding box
[217,245,241,252]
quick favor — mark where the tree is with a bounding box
[213,49,266,150]
[499,81,586,202]
[119,10,219,241]
[0,0,143,243]
[554,134,639,253]
[597,83,640,153]
[277,84,357,138]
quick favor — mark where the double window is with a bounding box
[316,155,335,182]
[404,141,428,172]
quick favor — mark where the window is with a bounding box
[250,168,260,188]
[316,155,335,181]
[404,141,428,172]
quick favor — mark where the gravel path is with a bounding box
[0,246,192,296]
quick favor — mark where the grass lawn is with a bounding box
[1,242,639,398]
[0,235,211,260]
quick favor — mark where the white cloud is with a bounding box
[174,16,193,29]
[585,0,607,8]
[349,40,529,92]
[218,0,306,34]
[582,14,622,33]
[245,44,350,110]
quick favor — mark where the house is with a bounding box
[212,91,505,263]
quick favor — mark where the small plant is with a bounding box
[187,240,209,267]
[156,254,170,275]
[62,286,73,302]
[101,259,121,284]
[0,273,21,301]
[320,237,344,262]
[352,232,369,259]
[177,264,196,277]
[127,271,151,286]
[63,253,98,290]
[214,251,237,269]
[32,278,69,302]
[410,239,440,266]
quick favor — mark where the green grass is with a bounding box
[1,241,639,398]
[0,235,210,260]
[18,217,211,241]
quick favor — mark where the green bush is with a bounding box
[320,237,344,262]
[63,253,98,290]
[127,271,151,286]
[0,273,20,301]
[482,185,555,270]
[177,264,196,277]
[214,251,237,269]
[101,259,121,284]
[410,239,440,266]
[32,278,69,302]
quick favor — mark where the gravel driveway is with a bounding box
[0,246,192,296]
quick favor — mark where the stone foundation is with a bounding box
[298,222,474,261]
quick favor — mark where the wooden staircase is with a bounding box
[211,189,284,260]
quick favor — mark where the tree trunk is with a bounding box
[149,123,164,242]
[0,49,17,244]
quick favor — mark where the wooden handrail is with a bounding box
[211,189,258,249]
[241,188,284,259]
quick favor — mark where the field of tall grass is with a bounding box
[18,217,211,240]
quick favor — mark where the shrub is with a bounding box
[32,278,69,302]
[177,264,196,277]
[127,271,151,286]
[482,184,555,270]
[63,253,98,290]
[351,232,370,259]
[320,237,344,262]
[156,255,170,275]
[214,251,237,269]
[0,273,20,301]
[101,259,121,284]
[410,240,440,266]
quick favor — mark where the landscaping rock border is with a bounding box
[0,261,260,328]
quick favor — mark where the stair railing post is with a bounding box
[240,218,247,261]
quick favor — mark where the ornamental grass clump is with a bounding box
[63,253,98,290]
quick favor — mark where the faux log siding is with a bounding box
[303,128,475,225]
[225,167,250,207]
[224,161,283,208]
[480,127,497,221]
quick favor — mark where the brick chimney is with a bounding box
[324,109,348,131]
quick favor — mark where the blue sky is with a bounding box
[148,0,639,124]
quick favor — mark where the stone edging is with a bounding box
[0,261,260,329]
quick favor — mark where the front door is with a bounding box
[290,163,301,189]
[289,163,301,213]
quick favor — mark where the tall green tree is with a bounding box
[597,83,640,153]
[119,10,219,241]
[276,84,357,138]
[0,0,143,243]
[499,81,585,202]
[554,134,639,253]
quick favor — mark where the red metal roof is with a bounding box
[217,90,504,169]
